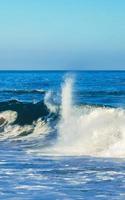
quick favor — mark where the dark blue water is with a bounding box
[0,70,125,199]
[1,70,125,106]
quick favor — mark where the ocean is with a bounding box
[0,70,125,199]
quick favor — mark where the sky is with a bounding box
[0,0,125,70]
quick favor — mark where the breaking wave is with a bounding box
[1,77,125,158]
[0,99,49,125]
[29,77,125,158]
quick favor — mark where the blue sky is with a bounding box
[0,0,125,70]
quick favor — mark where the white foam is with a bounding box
[41,77,125,158]
[44,91,58,113]
[0,110,17,125]
[0,110,50,141]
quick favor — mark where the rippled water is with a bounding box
[1,145,125,200]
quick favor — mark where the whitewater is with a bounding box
[1,76,125,158]
[36,76,125,158]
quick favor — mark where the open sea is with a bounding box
[0,70,125,199]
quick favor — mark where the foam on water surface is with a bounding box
[34,76,125,158]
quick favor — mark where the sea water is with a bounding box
[0,71,125,199]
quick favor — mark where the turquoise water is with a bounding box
[0,71,125,199]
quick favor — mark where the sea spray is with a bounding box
[57,76,77,146]
[61,77,73,120]
[44,91,58,113]
[28,77,125,157]
[53,76,125,157]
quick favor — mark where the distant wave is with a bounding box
[77,90,125,96]
[0,89,45,95]
[1,89,125,97]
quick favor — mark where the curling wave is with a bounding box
[0,111,50,142]
[0,99,49,125]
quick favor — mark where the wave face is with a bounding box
[0,100,52,142]
[0,100,49,125]
[1,74,125,158]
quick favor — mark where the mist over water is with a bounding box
[61,77,73,120]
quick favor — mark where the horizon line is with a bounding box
[0,69,125,72]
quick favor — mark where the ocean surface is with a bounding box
[0,70,125,199]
